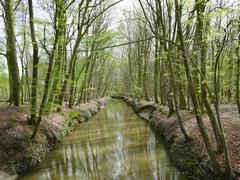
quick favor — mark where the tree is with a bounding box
[2,0,20,106]
[28,0,40,124]
[235,20,240,114]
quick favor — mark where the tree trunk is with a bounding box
[236,23,240,115]
[4,0,20,107]
[49,0,65,113]
[28,0,40,124]
[143,39,150,101]
[168,49,191,141]
[154,39,159,103]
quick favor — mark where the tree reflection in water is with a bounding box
[18,100,186,180]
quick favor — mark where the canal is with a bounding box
[18,100,186,180]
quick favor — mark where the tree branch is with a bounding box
[0,52,6,57]
[13,0,22,11]
[71,35,179,52]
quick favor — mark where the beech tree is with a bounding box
[1,0,20,106]
[28,0,40,124]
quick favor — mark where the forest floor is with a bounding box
[0,98,108,179]
[153,104,240,179]
[122,97,240,179]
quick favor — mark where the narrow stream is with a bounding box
[18,100,186,180]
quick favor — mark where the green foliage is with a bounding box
[130,84,143,98]
[186,18,193,26]
[68,111,80,121]
[0,60,9,99]
[82,31,120,49]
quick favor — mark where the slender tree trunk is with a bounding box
[143,40,150,101]
[226,50,233,104]
[48,0,65,112]
[154,39,159,103]
[28,0,40,124]
[20,47,26,104]
[213,22,233,179]
[69,61,76,108]
[78,60,91,104]
[127,45,134,88]
[137,40,142,97]
[19,8,27,104]
[236,23,240,115]
[24,64,31,102]
[86,53,97,101]
[159,56,166,105]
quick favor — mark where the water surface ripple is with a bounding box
[18,100,186,180]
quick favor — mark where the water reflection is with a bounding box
[18,100,186,180]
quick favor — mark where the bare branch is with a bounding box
[0,52,6,57]
[13,0,22,11]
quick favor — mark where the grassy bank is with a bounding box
[0,98,108,179]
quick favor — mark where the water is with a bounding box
[18,100,186,180]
